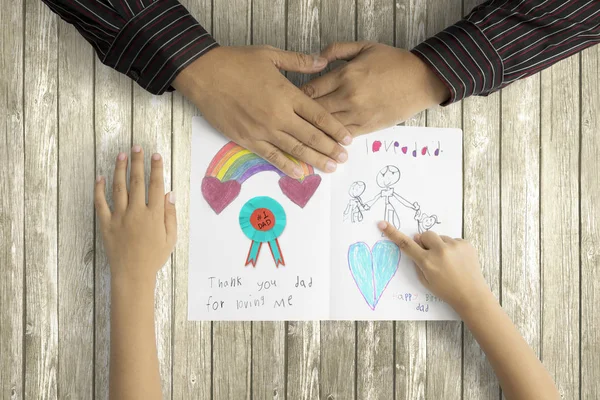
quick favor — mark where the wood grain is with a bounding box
[424,0,463,398]
[396,0,427,127]
[318,1,356,399]
[0,0,24,398]
[460,2,501,398]
[57,20,95,400]
[212,2,253,399]
[93,62,133,400]
[461,93,501,400]
[285,2,323,399]
[540,56,580,400]
[251,1,287,398]
[171,2,213,399]
[500,73,541,387]
[394,2,428,398]
[286,321,320,400]
[132,81,173,400]
[355,2,395,399]
[287,0,321,86]
[24,1,59,398]
[581,45,600,400]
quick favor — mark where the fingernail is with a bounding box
[117,152,126,161]
[337,152,348,163]
[378,221,388,230]
[293,166,303,178]
[152,153,161,161]
[342,135,353,145]
[132,145,141,153]
[312,55,327,68]
[96,175,103,183]
[326,161,337,172]
[169,191,176,204]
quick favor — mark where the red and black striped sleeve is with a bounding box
[411,0,600,105]
[42,0,218,95]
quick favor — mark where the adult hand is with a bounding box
[302,42,450,136]
[173,46,352,178]
[378,222,489,313]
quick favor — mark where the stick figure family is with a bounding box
[343,165,440,234]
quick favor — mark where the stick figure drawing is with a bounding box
[366,165,420,230]
[414,209,441,234]
[343,181,368,223]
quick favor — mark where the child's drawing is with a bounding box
[343,165,443,235]
[343,181,368,223]
[366,165,420,230]
[202,141,321,214]
[348,240,401,310]
[414,209,440,234]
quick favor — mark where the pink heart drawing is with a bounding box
[201,177,241,214]
[278,175,322,208]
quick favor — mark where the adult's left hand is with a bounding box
[302,42,450,136]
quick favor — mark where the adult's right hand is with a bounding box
[173,46,352,178]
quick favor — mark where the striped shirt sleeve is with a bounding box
[42,0,218,95]
[411,0,600,105]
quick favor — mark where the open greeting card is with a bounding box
[188,117,463,321]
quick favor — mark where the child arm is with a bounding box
[378,223,559,400]
[95,148,177,400]
[460,293,559,400]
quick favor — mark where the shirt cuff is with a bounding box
[410,19,504,105]
[103,0,218,95]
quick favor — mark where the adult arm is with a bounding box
[303,0,600,135]
[42,0,217,95]
[43,0,351,177]
[412,0,600,104]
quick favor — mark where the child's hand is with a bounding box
[378,221,490,313]
[95,147,177,284]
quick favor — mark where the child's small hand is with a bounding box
[378,221,490,313]
[95,147,177,285]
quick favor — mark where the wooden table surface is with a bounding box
[1,0,599,399]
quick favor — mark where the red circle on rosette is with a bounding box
[250,208,276,231]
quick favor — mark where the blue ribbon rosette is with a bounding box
[239,196,287,267]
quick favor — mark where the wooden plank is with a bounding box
[500,73,541,379]
[23,0,59,398]
[287,0,321,87]
[285,2,322,399]
[94,63,133,400]
[286,321,320,400]
[57,20,95,399]
[211,2,252,399]
[460,2,500,399]
[394,2,428,397]
[0,0,24,398]
[250,1,287,399]
[581,45,600,400]
[396,0,427,127]
[317,2,356,399]
[171,2,213,400]
[461,85,501,400]
[540,57,580,399]
[423,0,463,398]
[132,82,173,400]
[354,2,395,399]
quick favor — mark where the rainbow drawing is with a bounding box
[202,141,322,214]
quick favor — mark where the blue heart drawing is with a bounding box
[348,240,401,310]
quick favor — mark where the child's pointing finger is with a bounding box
[377,221,426,263]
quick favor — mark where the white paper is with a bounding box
[188,117,462,321]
